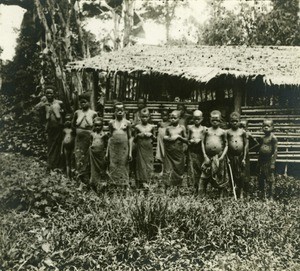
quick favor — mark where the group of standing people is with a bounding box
[37,86,277,199]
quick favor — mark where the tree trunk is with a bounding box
[34,0,69,99]
[123,0,134,47]
[165,0,171,43]
[112,11,122,50]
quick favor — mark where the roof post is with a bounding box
[233,79,244,114]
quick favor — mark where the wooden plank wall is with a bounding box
[241,105,300,175]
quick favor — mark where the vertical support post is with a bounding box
[233,81,243,115]
[92,70,99,112]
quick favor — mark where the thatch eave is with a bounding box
[66,45,300,86]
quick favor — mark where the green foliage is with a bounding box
[200,1,245,45]
[1,10,42,100]
[0,0,103,108]
[200,0,300,46]
[1,152,300,270]
[0,95,47,158]
[140,0,188,42]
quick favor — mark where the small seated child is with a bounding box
[163,110,188,190]
[227,112,248,198]
[61,114,75,179]
[200,110,229,197]
[257,118,277,199]
[89,117,109,192]
[134,108,155,189]
[187,110,206,194]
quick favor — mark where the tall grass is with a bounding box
[1,153,300,270]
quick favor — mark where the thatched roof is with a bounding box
[66,45,300,85]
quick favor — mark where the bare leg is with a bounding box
[266,173,274,200]
[258,174,265,199]
[199,177,208,197]
[63,146,73,180]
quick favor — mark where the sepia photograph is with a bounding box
[0,0,299,270]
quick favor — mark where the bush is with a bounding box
[130,195,168,240]
[0,95,47,159]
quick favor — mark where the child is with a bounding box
[227,112,248,198]
[134,108,155,189]
[240,120,260,151]
[163,110,188,189]
[61,114,75,179]
[131,97,148,179]
[72,93,98,183]
[176,102,192,127]
[133,97,148,126]
[199,110,229,197]
[155,110,170,165]
[257,119,277,199]
[187,110,206,194]
[106,102,132,189]
[89,117,108,192]
[240,119,259,196]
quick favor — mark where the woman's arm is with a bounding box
[127,121,133,161]
[72,111,78,129]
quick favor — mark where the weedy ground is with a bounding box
[0,152,299,271]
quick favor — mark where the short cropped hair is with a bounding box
[113,101,124,110]
[210,110,221,118]
[161,109,169,116]
[44,85,56,91]
[263,118,274,126]
[171,110,180,117]
[230,112,240,120]
[79,92,90,101]
[141,108,150,115]
[137,97,147,104]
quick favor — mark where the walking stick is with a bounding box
[227,157,237,200]
[188,151,195,187]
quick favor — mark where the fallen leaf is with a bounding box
[42,242,51,253]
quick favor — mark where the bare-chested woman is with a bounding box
[134,108,155,189]
[163,110,188,189]
[106,102,132,189]
[72,93,98,183]
[36,86,64,171]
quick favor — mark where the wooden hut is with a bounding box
[66,45,300,175]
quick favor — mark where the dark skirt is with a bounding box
[163,139,185,186]
[108,132,129,186]
[47,126,63,170]
[74,129,92,180]
[90,144,107,187]
[135,138,153,183]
